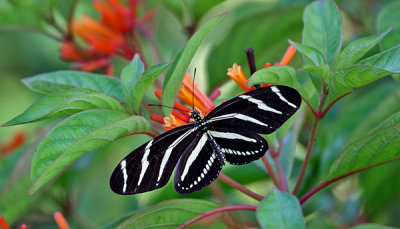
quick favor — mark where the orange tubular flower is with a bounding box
[150,74,218,131]
[228,45,297,91]
[60,0,153,74]
[0,131,26,156]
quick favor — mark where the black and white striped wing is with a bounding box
[110,125,197,195]
[205,86,301,134]
[207,127,268,165]
[174,131,223,194]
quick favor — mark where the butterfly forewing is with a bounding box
[208,127,268,165]
[174,132,223,194]
[110,124,197,194]
[205,86,301,134]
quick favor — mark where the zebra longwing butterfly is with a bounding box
[110,85,301,194]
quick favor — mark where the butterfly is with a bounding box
[110,85,301,194]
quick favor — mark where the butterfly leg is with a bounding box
[206,131,226,165]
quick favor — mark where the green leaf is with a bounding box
[327,44,400,105]
[326,120,400,181]
[2,89,125,126]
[116,199,221,229]
[161,13,225,115]
[29,109,151,194]
[22,71,125,101]
[256,188,305,229]
[335,28,392,69]
[131,61,171,114]
[351,224,396,229]
[300,64,330,83]
[120,54,145,111]
[289,40,326,66]
[247,65,310,101]
[377,1,400,51]
[302,0,342,64]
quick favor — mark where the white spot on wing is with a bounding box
[271,86,297,108]
[239,95,282,114]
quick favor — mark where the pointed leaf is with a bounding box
[289,40,326,66]
[161,13,225,115]
[131,61,172,114]
[120,54,145,111]
[327,120,400,181]
[257,188,305,229]
[327,44,400,104]
[302,0,342,64]
[30,109,151,194]
[116,199,221,229]
[300,64,330,82]
[335,28,392,68]
[2,89,125,126]
[377,1,400,50]
[247,65,310,101]
[22,71,125,101]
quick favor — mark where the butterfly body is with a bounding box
[110,85,301,195]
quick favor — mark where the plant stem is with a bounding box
[299,156,400,204]
[177,205,257,229]
[218,173,264,201]
[261,155,282,190]
[293,86,326,194]
[274,156,288,192]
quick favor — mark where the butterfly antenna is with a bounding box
[148,104,189,113]
[192,68,197,112]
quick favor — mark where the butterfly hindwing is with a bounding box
[208,127,268,165]
[174,132,223,194]
[205,86,301,134]
[110,125,197,195]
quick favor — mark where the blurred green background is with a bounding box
[0,0,400,228]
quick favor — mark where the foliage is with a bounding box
[1,0,400,228]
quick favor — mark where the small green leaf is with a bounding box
[377,1,400,50]
[300,64,330,83]
[161,13,225,115]
[22,71,125,101]
[247,65,310,101]
[327,44,400,105]
[289,40,326,66]
[29,109,151,194]
[302,0,342,64]
[116,199,221,229]
[326,120,400,181]
[120,54,145,111]
[2,89,125,126]
[256,188,305,229]
[335,28,392,68]
[132,61,172,114]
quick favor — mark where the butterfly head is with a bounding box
[190,107,205,123]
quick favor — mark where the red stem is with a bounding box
[261,155,282,190]
[177,205,257,229]
[218,173,264,201]
[299,156,400,204]
[319,91,351,119]
[302,97,319,118]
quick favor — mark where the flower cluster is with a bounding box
[60,0,153,75]
[227,45,296,92]
[149,45,296,131]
